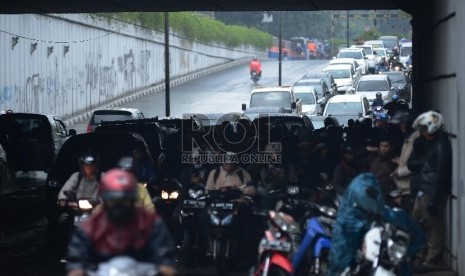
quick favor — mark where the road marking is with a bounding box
[235,83,245,89]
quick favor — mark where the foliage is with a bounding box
[97,12,273,50]
[356,29,382,41]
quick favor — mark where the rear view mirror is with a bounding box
[291,102,297,109]
[69,129,77,136]
[241,103,246,111]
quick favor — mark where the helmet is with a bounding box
[348,173,384,219]
[252,57,258,61]
[79,150,100,166]
[100,168,137,201]
[391,93,399,101]
[376,92,382,98]
[412,110,444,134]
[376,112,389,122]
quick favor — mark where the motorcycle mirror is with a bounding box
[241,103,246,111]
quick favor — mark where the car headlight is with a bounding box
[287,186,300,195]
[210,214,220,226]
[188,189,204,199]
[47,179,60,188]
[161,190,169,200]
[221,214,234,225]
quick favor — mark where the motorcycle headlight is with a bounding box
[78,200,93,210]
[109,267,137,276]
[387,238,408,264]
[210,214,220,226]
[161,190,169,200]
[318,205,337,217]
[287,186,300,195]
[221,214,234,226]
[169,191,179,199]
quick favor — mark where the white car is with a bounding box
[351,45,377,74]
[322,94,372,126]
[399,42,412,67]
[373,48,388,63]
[364,40,386,50]
[329,58,362,81]
[337,48,368,75]
[292,86,318,115]
[323,64,356,94]
[354,74,393,102]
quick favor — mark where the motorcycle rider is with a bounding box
[377,56,389,72]
[408,110,452,271]
[328,173,425,276]
[58,150,101,206]
[65,168,177,276]
[249,57,262,79]
[371,92,385,109]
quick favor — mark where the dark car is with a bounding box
[310,115,341,130]
[301,72,338,96]
[381,71,411,102]
[0,112,73,173]
[253,113,315,138]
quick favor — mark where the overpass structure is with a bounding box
[1,0,464,274]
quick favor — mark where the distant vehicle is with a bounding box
[399,42,412,67]
[0,112,74,174]
[337,48,368,74]
[292,86,318,115]
[301,72,338,96]
[87,107,145,133]
[252,113,315,134]
[329,58,362,82]
[242,86,302,114]
[378,35,399,55]
[351,44,377,74]
[310,115,341,130]
[381,71,411,102]
[323,64,357,94]
[374,48,388,63]
[364,40,386,50]
[293,78,329,98]
[354,74,393,102]
[322,94,372,126]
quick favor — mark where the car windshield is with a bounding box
[338,51,363,59]
[294,80,319,86]
[325,69,351,79]
[357,47,373,55]
[91,113,132,124]
[385,74,406,83]
[295,93,316,104]
[250,92,292,109]
[381,39,398,48]
[357,80,389,91]
[400,46,412,56]
[325,102,363,115]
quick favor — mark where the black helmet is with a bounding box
[79,150,100,166]
[376,92,382,98]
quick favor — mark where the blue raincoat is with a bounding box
[328,173,424,276]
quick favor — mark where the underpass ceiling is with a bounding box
[1,0,412,14]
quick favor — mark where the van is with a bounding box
[399,42,412,67]
[87,108,145,133]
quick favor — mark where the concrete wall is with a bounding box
[412,0,463,273]
[0,14,263,117]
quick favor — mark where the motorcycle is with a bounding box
[207,188,243,275]
[61,191,99,227]
[179,184,207,268]
[254,210,299,276]
[251,70,261,84]
[292,185,339,275]
[86,256,158,276]
[152,178,182,227]
[342,222,411,276]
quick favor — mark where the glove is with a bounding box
[426,202,437,215]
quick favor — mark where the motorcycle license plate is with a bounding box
[183,200,206,208]
[260,239,291,253]
[210,202,234,210]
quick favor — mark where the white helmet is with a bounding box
[412,110,443,134]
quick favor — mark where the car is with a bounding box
[329,58,362,82]
[364,40,386,50]
[252,113,315,136]
[399,42,412,67]
[322,94,372,126]
[378,35,399,55]
[350,44,377,74]
[0,112,74,174]
[292,86,318,115]
[354,74,393,102]
[323,64,357,94]
[381,71,411,102]
[301,72,338,96]
[374,48,388,63]
[337,48,368,75]
[292,78,329,99]
[87,107,145,133]
[242,86,302,114]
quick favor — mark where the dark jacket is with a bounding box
[369,154,397,196]
[66,208,176,272]
[408,132,452,205]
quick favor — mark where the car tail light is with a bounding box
[87,124,92,133]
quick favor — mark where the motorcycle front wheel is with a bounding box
[268,265,291,276]
[215,239,228,275]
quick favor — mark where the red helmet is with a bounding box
[100,169,137,201]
